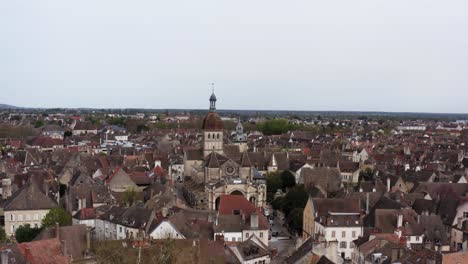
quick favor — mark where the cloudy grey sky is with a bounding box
[1,0,467,112]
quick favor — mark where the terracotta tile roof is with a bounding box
[18,238,70,264]
[218,195,257,216]
[34,225,89,262]
[442,252,468,264]
[30,137,64,147]
[130,171,151,185]
[73,207,97,220]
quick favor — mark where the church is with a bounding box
[182,91,271,210]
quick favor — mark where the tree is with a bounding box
[280,184,308,218]
[271,197,283,211]
[257,119,300,135]
[15,224,42,243]
[359,168,374,182]
[123,187,138,206]
[64,131,73,138]
[266,172,282,202]
[0,226,7,242]
[286,208,303,234]
[280,171,296,190]
[34,120,44,128]
[41,208,72,228]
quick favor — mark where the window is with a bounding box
[350,242,355,248]
[342,231,346,238]
[340,241,347,249]
[464,212,468,218]
[416,236,419,241]
[246,233,249,238]
[208,134,211,139]
[232,237,236,242]
[260,232,263,238]
[26,214,31,221]
[352,231,356,238]
[217,133,220,139]
[34,214,39,220]
[10,214,14,221]
[18,215,23,221]
[331,231,336,238]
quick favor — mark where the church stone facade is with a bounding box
[183,92,267,210]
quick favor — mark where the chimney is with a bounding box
[366,193,370,215]
[43,181,49,196]
[397,214,403,228]
[86,227,91,251]
[161,207,169,217]
[207,213,213,223]
[24,247,31,262]
[1,249,9,264]
[250,213,259,229]
[391,247,399,262]
[56,222,60,239]
[60,240,67,257]
[81,198,87,209]
[2,179,12,199]
[387,177,391,193]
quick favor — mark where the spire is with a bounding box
[209,83,217,111]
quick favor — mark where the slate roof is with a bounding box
[284,237,312,264]
[302,167,342,194]
[312,198,361,217]
[185,148,204,161]
[4,181,57,211]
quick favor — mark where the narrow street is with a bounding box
[268,209,297,263]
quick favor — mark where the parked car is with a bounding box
[271,231,279,237]
[264,208,270,216]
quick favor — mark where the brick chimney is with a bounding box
[397,214,403,228]
[55,222,60,239]
[250,212,259,229]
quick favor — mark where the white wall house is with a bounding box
[314,213,363,260]
[149,221,185,239]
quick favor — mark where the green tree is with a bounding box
[123,187,138,206]
[34,120,44,128]
[0,226,7,242]
[286,208,303,234]
[271,197,283,211]
[64,131,73,138]
[257,119,300,135]
[266,172,282,202]
[280,170,296,190]
[280,184,308,218]
[41,208,72,228]
[15,224,42,243]
[359,168,374,182]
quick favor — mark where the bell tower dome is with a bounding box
[202,87,223,156]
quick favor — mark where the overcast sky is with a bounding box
[1,1,467,113]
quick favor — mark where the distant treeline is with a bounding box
[2,107,467,121]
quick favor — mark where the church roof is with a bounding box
[240,151,252,167]
[202,112,223,130]
[207,152,221,168]
[210,92,217,101]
